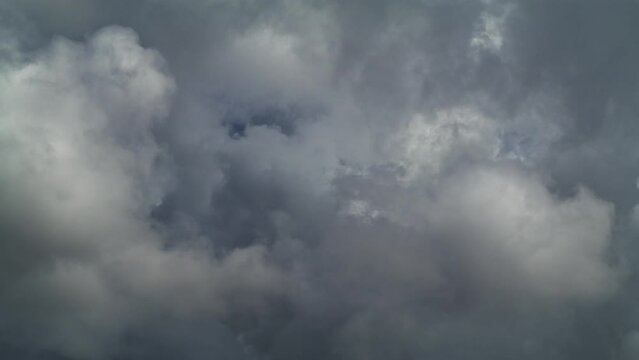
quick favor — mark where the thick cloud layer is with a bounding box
[0,1,638,359]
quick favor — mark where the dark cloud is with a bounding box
[1,1,638,359]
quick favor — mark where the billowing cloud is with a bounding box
[0,26,287,360]
[0,1,637,359]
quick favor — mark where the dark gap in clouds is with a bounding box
[222,106,308,139]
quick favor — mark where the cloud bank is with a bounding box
[0,1,638,359]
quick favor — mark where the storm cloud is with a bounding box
[0,1,638,359]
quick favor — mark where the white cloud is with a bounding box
[387,107,499,182]
[432,166,616,301]
[0,26,287,359]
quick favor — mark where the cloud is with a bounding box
[0,26,287,359]
[0,1,638,359]
[431,166,615,301]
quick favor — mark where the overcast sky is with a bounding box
[1,1,639,359]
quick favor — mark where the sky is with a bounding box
[1,0,639,359]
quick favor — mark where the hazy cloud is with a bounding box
[0,1,637,359]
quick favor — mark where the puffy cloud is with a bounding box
[0,26,286,359]
[0,1,638,359]
[431,166,616,301]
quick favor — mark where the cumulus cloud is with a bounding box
[0,1,637,359]
[431,166,615,301]
[0,26,287,359]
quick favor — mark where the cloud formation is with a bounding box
[0,1,637,359]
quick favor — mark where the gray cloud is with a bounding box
[0,26,287,360]
[0,1,637,359]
